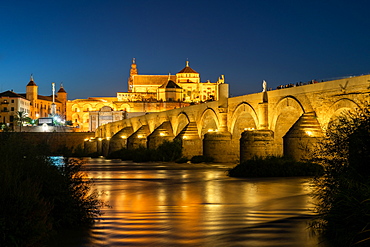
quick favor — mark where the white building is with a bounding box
[0,90,31,127]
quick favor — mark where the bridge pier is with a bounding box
[147,121,174,149]
[240,130,275,162]
[203,131,237,162]
[175,122,202,158]
[102,138,110,157]
[127,125,150,150]
[283,112,323,161]
[84,138,98,156]
[108,127,133,155]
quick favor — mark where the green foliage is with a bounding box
[0,134,101,246]
[190,155,214,163]
[227,156,323,178]
[310,104,370,246]
[152,139,182,162]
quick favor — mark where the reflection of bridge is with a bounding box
[86,75,370,162]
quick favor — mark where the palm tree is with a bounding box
[14,111,28,132]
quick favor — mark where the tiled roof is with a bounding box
[132,75,177,86]
[0,90,27,99]
[58,87,66,93]
[27,80,37,86]
[178,66,198,74]
[38,95,62,103]
[159,80,182,89]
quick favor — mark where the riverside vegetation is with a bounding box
[309,104,370,246]
[227,156,323,177]
[0,134,102,247]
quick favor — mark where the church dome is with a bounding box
[178,61,198,74]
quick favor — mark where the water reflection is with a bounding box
[52,158,325,247]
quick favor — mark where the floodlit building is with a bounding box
[68,59,225,132]
[0,75,67,129]
[0,90,31,127]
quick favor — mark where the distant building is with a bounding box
[0,90,30,127]
[127,59,224,102]
[68,59,225,132]
[0,75,67,129]
[19,75,67,120]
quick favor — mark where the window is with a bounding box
[11,107,14,111]
[11,100,14,103]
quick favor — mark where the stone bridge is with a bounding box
[87,75,370,162]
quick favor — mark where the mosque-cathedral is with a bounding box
[0,60,224,131]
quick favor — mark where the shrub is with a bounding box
[227,156,323,178]
[175,157,189,163]
[0,134,101,246]
[153,139,182,162]
[310,104,370,246]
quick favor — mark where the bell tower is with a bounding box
[128,58,138,92]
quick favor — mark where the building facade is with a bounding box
[21,75,67,120]
[0,91,31,127]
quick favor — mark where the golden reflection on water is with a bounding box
[79,159,322,247]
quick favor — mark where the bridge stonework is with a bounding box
[88,75,370,162]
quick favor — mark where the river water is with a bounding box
[50,158,325,247]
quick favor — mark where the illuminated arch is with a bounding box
[322,98,361,129]
[270,96,305,155]
[230,102,258,140]
[199,108,219,137]
[173,112,190,135]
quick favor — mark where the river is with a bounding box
[49,158,326,247]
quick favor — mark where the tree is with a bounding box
[310,103,370,246]
[13,111,28,132]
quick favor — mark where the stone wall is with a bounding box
[0,132,95,155]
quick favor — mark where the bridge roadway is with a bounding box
[87,74,370,162]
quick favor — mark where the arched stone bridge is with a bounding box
[87,75,370,162]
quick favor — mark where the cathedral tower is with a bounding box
[128,58,138,92]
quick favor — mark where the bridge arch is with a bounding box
[173,112,191,136]
[199,108,219,137]
[322,98,361,129]
[270,96,305,155]
[230,102,258,140]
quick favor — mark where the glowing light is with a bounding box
[106,137,111,140]
[244,127,255,131]
[138,134,143,138]
[84,138,89,141]
[183,136,187,139]
[159,132,165,136]
[305,130,313,137]
[98,138,103,141]
[121,135,127,139]
[42,123,48,132]
[208,129,213,132]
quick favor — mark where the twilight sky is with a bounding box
[1,0,370,99]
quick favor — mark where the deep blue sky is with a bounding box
[1,0,370,99]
